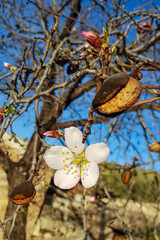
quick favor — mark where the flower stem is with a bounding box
[82,188,88,240]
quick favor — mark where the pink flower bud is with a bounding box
[90,196,96,202]
[43,130,61,138]
[134,156,139,161]
[80,50,90,56]
[4,62,15,71]
[82,31,102,48]
[140,21,151,29]
[0,115,3,125]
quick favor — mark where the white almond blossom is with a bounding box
[44,126,110,189]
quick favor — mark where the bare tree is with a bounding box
[0,0,160,239]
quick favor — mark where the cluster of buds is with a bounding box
[81,29,115,68]
[43,129,65,140]
[139,21,151,33]
[81,31,103,59]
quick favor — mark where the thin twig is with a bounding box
[82,106,94,143]
[82,188,88,240]
[104,117,118,143]
[113,0,141,30]
[131,97,160,108]
[8,205,21,239]
[0,220,9,240]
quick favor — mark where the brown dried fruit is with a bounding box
[121,170,132,184]
[67,62,79,74]
[10,180,36,205]
[55,56,68,66]
[92,73,142,117]
[149,142,160,152]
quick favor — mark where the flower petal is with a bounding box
[44,146,73,170]
[81,162,99,188]
[65,127,85,154]
[85,143,110,164]
[54,164,80,189]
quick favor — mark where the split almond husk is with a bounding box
[149,142,160,152]
[10,180,36,205]
[92,73,142,117]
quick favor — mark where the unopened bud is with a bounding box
[80,50,90,56]
[0,115,3,125]
[82,31,102,48]
[140,21,151,29]
[43,130,61,138]
[134,156,139,161]
[90,196,96,202]
[140,21,151,33]
[4,62,15,71]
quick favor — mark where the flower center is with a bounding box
[72,149,90,176]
